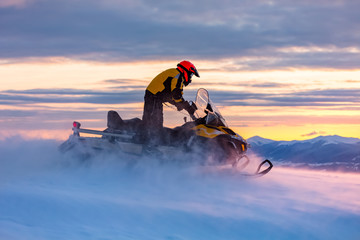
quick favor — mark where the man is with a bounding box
[141,60,200,144]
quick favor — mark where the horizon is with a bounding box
[1,0,360,141]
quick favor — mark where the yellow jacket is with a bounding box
[146,68,185,105]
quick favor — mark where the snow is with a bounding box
[307,135,360,145]
[1,137,360,240]
[247,136,275,145]
[249,135,360,147]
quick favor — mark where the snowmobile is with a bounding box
[60,88,273,176]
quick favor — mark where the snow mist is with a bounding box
[0,137,359,240]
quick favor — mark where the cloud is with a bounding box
[191,81,291,89]
[0,0,33,8]
[301,131,327,137]
[100,78,148,86]
[1,88,144,105]
[0,86,145,133]
[0,110,37,118]
[1,86,360,109]
[1,0,360,69]
[208,88,360,107]
[0,82,359,138]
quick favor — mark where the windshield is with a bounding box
[194,88,228,127]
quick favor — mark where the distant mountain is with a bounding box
[247,135,360,172]
[246,136,276,145]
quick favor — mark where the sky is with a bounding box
[1,0,360,140]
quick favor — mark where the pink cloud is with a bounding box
[0,0,34,8]
[301,131,327,137]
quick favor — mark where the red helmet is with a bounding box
[177,60,200,86]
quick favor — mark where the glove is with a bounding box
[186,101,197,115]
[176,100,190,111]
[176,102,185,111]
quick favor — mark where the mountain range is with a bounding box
[247,135,360,172]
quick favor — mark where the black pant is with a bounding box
[141,91,164,144]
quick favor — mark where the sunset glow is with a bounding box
[1,58,360,140]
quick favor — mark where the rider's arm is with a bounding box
[170,76,197,115]
[170,76,186,109]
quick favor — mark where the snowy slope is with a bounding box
[246,136,276,145]
[303,135,360,145]
[249,135,360,146]
[0,137,360,240]
[248,135,360,171]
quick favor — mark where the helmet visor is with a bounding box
[192,68,200,78]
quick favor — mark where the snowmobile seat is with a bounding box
[107,110,141,132]
[107,110,124,129]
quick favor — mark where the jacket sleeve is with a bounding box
[170,75,188,110]
[172,88,184,103]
